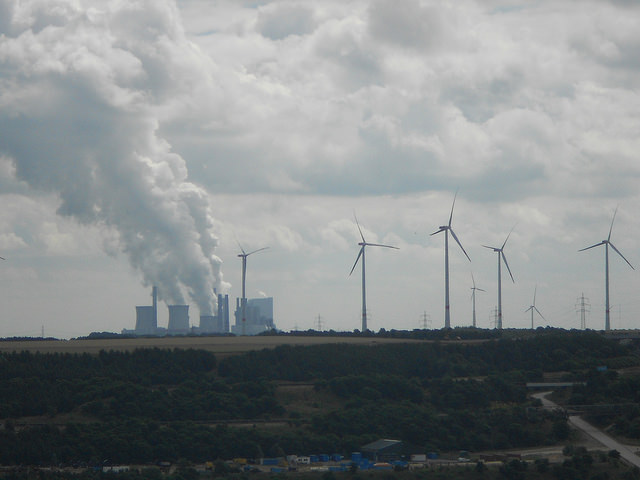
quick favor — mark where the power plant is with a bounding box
[231,297,275,335]
[124,287,274,336]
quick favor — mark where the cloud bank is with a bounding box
[1,0,640,336]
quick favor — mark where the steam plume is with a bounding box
[0,0,225,314]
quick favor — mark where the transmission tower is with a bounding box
[575,293,591,330]
[420,311,431,329]
[491,306,499,329]
[315,314,324,331]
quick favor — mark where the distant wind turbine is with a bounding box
[431,191,471,329]
[349,215,398,332]
[525,286,545,329]
[470,272,485,328]
[579,207,634,331]
[483,227,515,329]
[237,243,269,336]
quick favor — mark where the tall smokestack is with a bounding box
[152,286,158,329]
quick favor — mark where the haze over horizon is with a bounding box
[1,0,640,338]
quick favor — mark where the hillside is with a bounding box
[0,329,638,474]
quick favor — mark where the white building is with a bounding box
[232,297,275,335]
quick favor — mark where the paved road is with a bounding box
[532,392,640,468]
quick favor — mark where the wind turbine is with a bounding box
[237,244,269,335]
[349,215,398,332]
[483,228,515,329]
[525,286,545,329]
[579,207,634,331]
[470,272,485,328]
[431,191,471,329]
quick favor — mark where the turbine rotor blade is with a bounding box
[501,251,515,283]
[578,241,605,252]
[502,226,515,249]
[609,241,635,270]
[365,242,399,249]
[449,228,470,261]
[349,247,364,276]
[482,244,498,251]
[431,227,446,236]
[608,206,618,242]
[534,306,545,320]
[236,237,246,256]
[247,246,269,256]
[448,189,459,227]
[533,286,537,305]
[477,288,486,292]
[354,213,366,243]
[471,271,476,288]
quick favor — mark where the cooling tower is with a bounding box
[168,305,190,333]
[135,306,156,335]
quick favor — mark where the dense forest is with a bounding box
[0,329,638,470]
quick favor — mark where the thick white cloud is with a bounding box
[1,0,640,336]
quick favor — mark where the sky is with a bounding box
[1,0,640,338]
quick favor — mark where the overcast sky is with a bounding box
[1,0,640,338]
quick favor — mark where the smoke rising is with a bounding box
[0,0,225,314]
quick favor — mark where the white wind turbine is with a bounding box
[525,286,545,329]
[349,215,398,332]
[470,272,485,328]
[431,191,470,329]
[483,228,515,330]
[237,243,269,336]
[579,207,634,331]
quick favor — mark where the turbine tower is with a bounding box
[431,191,471,329]
[470,272,485,328]
[483,228,515,329]
[579,207,634,331]
[238,244,268,335]
[525,286,545,329]
[349,215,398,332]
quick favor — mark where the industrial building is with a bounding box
[232,297,275,335]
[361,439,404,463]
[124,288,231,336]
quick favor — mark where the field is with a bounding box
[0,335,426,355]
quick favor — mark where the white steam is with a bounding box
[0,0,226,314]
